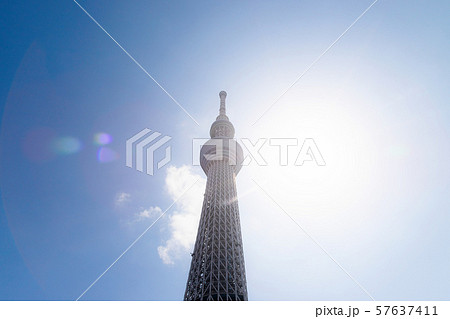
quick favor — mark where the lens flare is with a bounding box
[22,127,57,162]
[97,146,118,163]
[51,137,82,155]
[94,133,112,145]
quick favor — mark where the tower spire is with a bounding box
[216,91,229,121]
[219,90,227,116]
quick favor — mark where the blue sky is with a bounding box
[1,0,449,300]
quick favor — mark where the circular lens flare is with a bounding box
[22,127,57,162]
[97,146,118,163]
[94,133,112,145]
[51,136,82,155]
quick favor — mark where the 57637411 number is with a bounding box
[375,306,438,316]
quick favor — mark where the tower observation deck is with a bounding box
[184,91,248,301]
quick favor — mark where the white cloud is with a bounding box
[115,192,131,206]
[157,165,206,264]
[135,206,162,222]
[115,191,162,224]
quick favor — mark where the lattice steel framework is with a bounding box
[184,91,248,301]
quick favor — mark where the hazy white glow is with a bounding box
[158,165,206,265]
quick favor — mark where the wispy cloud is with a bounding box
[134,206,162,222]
[158,165,206,264]
[115,192,162,223]
[115,192,131,206]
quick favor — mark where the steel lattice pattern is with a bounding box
[184,91,247,301]
[184,160,247,301]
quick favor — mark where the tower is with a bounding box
[184,91,248,301]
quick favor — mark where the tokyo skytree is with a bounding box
[184,91,248,301]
